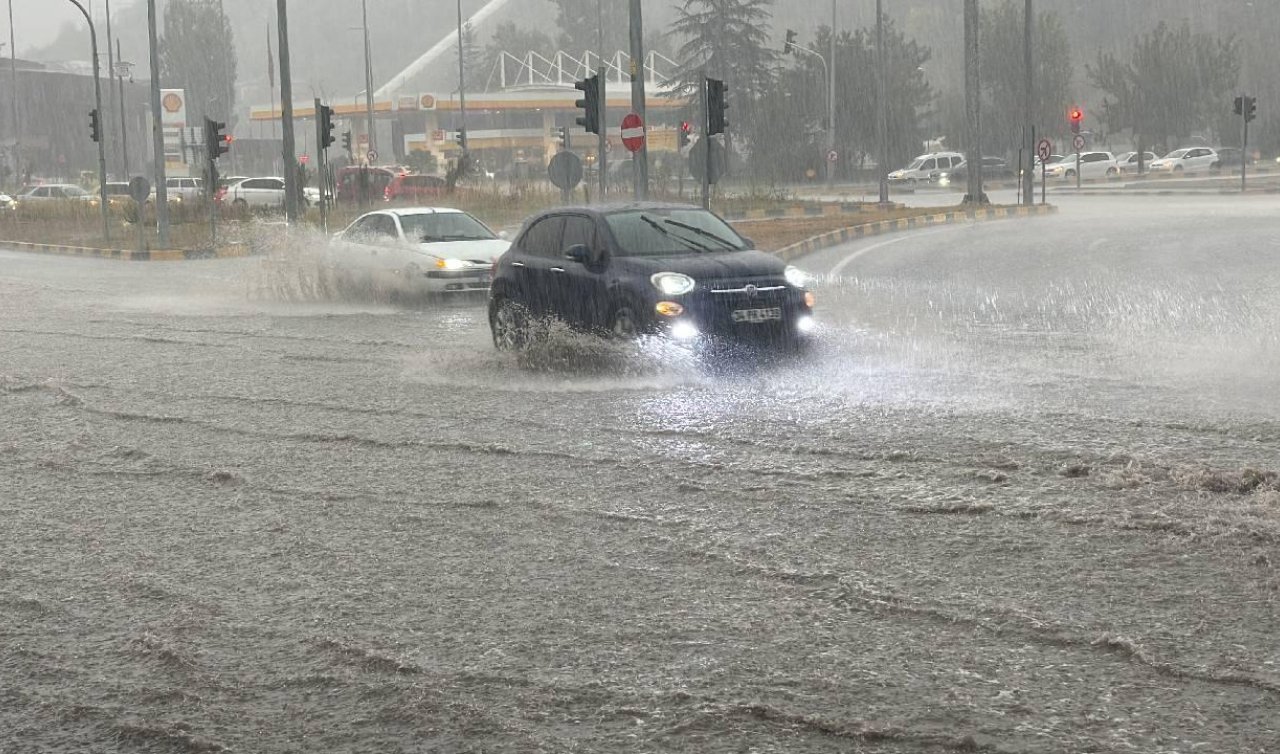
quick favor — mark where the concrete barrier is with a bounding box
[0,240,254,261]
[774,204,1058,262]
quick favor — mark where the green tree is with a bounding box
[979,0,1072,154]
[456,21,485,92]
[667,0,778,166]
[551,0,628,54]
[482,20,556,89]
[159,0,237,127]
[1087,21,1240,152]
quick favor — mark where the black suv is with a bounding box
[488,203,815,349]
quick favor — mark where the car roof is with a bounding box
[387,207,466,216]
[526,201,710,220]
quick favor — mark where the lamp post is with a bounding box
[65,0,110,242]
[7,0,17,189]
[788,45,832,185]
[362,0,375,158]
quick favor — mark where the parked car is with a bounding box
[1115,151,1158,174]
[1044,151,1119,181]
[488,202,815,350]
[18,184,93,204]
[1148,147,1218,175]
[384,173,448,203]
[0,193,15,210]
[89,182,135,208]
[335,165,404,204]
[937,156,1013,186]
[1211,148,1251,172]
[221,176,287,209]
[887,152,966,186]
[330,207,506,295]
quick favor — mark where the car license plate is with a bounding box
[732,307,782,323]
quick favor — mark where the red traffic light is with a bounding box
[1069,107,1083,123]
[681,121,691,133]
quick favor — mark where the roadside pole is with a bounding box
[277,0,299,223]
[628,0,648,200]
[1241,103,1249,193]
[1075,148,1080,191]
[875,0,888,205]
[596,0,607,201]
[700,78,710,210]
[65,0,110,243]
[1022,0,1034,206]
[146,0,169,246]
[314,98,328,233]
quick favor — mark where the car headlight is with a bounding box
[437,257,467,270]
[651,272,695,296]
[784,265,807,289]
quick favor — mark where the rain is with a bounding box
[2,1,1278,752]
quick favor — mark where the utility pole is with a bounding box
[8,0,18,189]
[277,0,299,222]
[116,39,129,177]
[66,0,109,243]
[1022,0,1034,206]
[963,0,983,204]
[826,0,836,186]
[104,0,118,177]
[597,0,606,199]
[455,0,468,157]
[362,0,376,158]
[628,0,648,200]
[147,0,168,245]
[875,0,888,205]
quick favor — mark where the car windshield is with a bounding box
[904,158,926,170]
[1165,149,1189,158]
[605,209,747,256]
[399,212,495,242]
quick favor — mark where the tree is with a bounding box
[667,0,778,167]
[552,0,628,55]
[979,0,1072,154]
[1087,21,1240,152]
[455,21,485,93]
[482,20,555,90]
[159,0,237,128]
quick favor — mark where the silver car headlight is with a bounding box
[651,272,695,296]
[784,265,807,288]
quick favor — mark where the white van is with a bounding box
[887,152,967,186]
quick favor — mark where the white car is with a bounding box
[1148,147,1218,175]
[330,207,509,295]
[18,184,93,203]
[223,177,287,209]
[887,152,967,186]
[1115,151,1157,174]
[1044,151,1119,181]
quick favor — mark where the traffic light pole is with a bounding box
[1241,106,1249,193]
[66,0,109,243]
[315,98,328,232]
[628,0,648,200]
[598,69,607,201]
[700,78,710,210]
[277,0,299,223]
[146,0,168,246]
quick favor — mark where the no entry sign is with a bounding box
[621,113,645,153]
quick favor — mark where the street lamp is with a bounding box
[786,42,833,186]
[64,0,110,243]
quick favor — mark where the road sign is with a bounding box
[299,153,310,165]
[1072,134,1085,151]
[366,148,378,162]
[621,113,645,153]
[1036,138,1052,161]
[548,151,584,190]
[826,149,838,163]
[128,176,151,203]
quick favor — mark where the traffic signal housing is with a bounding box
[318,104,336,148]
[1245,96,1258,123]
[556,125,571,150]
[1069,107,1083,134]
[574,73,601,134]
[1234,96,1244,116]
[783,29,797,54]
[707,78,728,136]
[204,117,230,159]
[342,130,353,153]
[454,128,466,146]
[679,121,692,150]
[88,109,101,142]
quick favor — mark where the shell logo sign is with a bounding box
[162,92,183,113]
[420,94,436,110]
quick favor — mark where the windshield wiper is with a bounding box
[640,214,711,252]
[660,218,739,249]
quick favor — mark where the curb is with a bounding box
[0,240,254,261]
[774,204,1058,262]
[1058,187,1280,197]
[722,201,900,221]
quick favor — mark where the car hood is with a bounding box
[416,238,509,260]
[613,249,786,280]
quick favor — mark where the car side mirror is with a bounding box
[740,236,755,249]
[565,244,590,263]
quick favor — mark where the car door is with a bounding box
[511,216,564,317]
[557,214,609,329]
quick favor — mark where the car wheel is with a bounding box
[1106,167,1118,177]
[608,305,641,339]
[233,198,248,209]
[491,297,531,351]
[1174,165,1183,173]
[1064,169,1076,179]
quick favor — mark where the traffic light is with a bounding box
[454,128,465,146]
[783,29,797,54]
[1069,107,1083,134]
[707,78,728,136]
[1245,96,1258,123]
[88,108,101,142]
[1234,96,1245,116]
[555,125,571,150]
[679,121,692,149]
[318,104,336,148]
[574,73,601,134]
[204,117,230,159]
[341,130,353,153]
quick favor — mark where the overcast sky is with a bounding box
[6,0,140,57]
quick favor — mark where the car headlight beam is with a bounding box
[651,272,695,296]
[784,265,808,289]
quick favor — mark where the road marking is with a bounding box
[829,226,965,276]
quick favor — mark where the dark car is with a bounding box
[488,203,815,350]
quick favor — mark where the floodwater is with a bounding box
[2,195,1278,752]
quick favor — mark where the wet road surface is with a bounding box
[2,196,1278,752]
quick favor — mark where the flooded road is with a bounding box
[2,196,1278,752]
